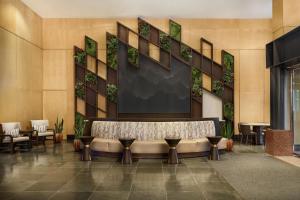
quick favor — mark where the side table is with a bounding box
[207,136,222,160]
[165,138,181,164]
[119,138,135,164]
[80,136,94,161]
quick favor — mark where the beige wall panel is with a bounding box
[284,26,296,34]
[189,28,239,50]
[240,91,264,123]
[0,88,17,122]
[43,19,68,50]
[238,19,272,29]
[272,0,283,31]
[43,91,68,133]
[98,110,106,118]
[239,29,272,49]
[239,50,265,93]
[283,0,300,27]
[87,55,96,73]
[98,49,106,63]
[98,94,106,111]
[15,0,42,47]
[43,19,116,50]
[66,87,74,136]
[0,28,17,89]
[182,19,238,29]
[17,90,42,128]
[98,61,106,80]
[76,98,85,116]
[202,74,211,91]
[128,31,138,49]
[149,44,160,62]
[273,27,284,39]
[43,50,68,90]
[0,0,16,33]
[17,38,42,91]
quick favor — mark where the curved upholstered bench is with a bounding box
[89,119,227,158]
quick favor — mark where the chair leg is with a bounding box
[246,135,248,145]
[240,135,243,144]
[10,143,15,154]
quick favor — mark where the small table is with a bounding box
[240,122,270,145]
[207,136,222,160]
[165,138,181,164]
[80,136,94,161]
[119,138,135,164]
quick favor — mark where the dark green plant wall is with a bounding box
[107,35,118,70]
[85,37,97,57]
[192,67,202,97]
[169,20,181,41]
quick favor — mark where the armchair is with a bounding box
[31,120,55,146]
[0,122,32,153]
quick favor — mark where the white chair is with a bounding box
[0,122,32,153]
[31,120,55,145]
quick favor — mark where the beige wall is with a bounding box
[0,0,43,129]
[43,18,272,135]
[273,0,300,38]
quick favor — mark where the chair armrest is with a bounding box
[20,130,33,137]
[0,134,13,143]
[47,128,55,133]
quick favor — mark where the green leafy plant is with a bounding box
[212,80,224,96]
[224,53,234,72]
[139,21,150,39]
[107,35,118,70]
[159,32,170,52]
[74,113,86,139]
[223,121,233,139]
[85,72,97,85]
[107,84,118,103]
[74,51,86,65]
[224,102,234,121]
[169,21,181,41]
[85,37,97,57]
[75,81,85,99]
[128,47,139,66]
[192,67,202,96]
[223,70,234,85]
[181,44,192,62]
[54,117,64,134]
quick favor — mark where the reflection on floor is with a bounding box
[275,156,300,168]
[1,143,300,200]
[0,142,241,200]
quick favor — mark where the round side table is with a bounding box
[165,138,181,164]
[80,136,94,161]
[207,136,222,160]
[119,138,135,164]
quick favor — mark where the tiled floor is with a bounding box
[0,142,242,200]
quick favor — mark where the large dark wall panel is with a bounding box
[118,42,190,114]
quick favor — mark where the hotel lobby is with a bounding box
[1,0,300,199]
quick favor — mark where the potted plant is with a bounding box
[107,35,118,70]
[159,32,170,52]
[54,116,64,143]
[223,121,234,151]
[106,84,118,103]
[74,113,86,151]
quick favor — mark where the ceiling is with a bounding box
[21,0,272,19]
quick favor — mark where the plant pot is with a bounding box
[55,133,63,143]
[226,139,234,151]
[74,139,81,152]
